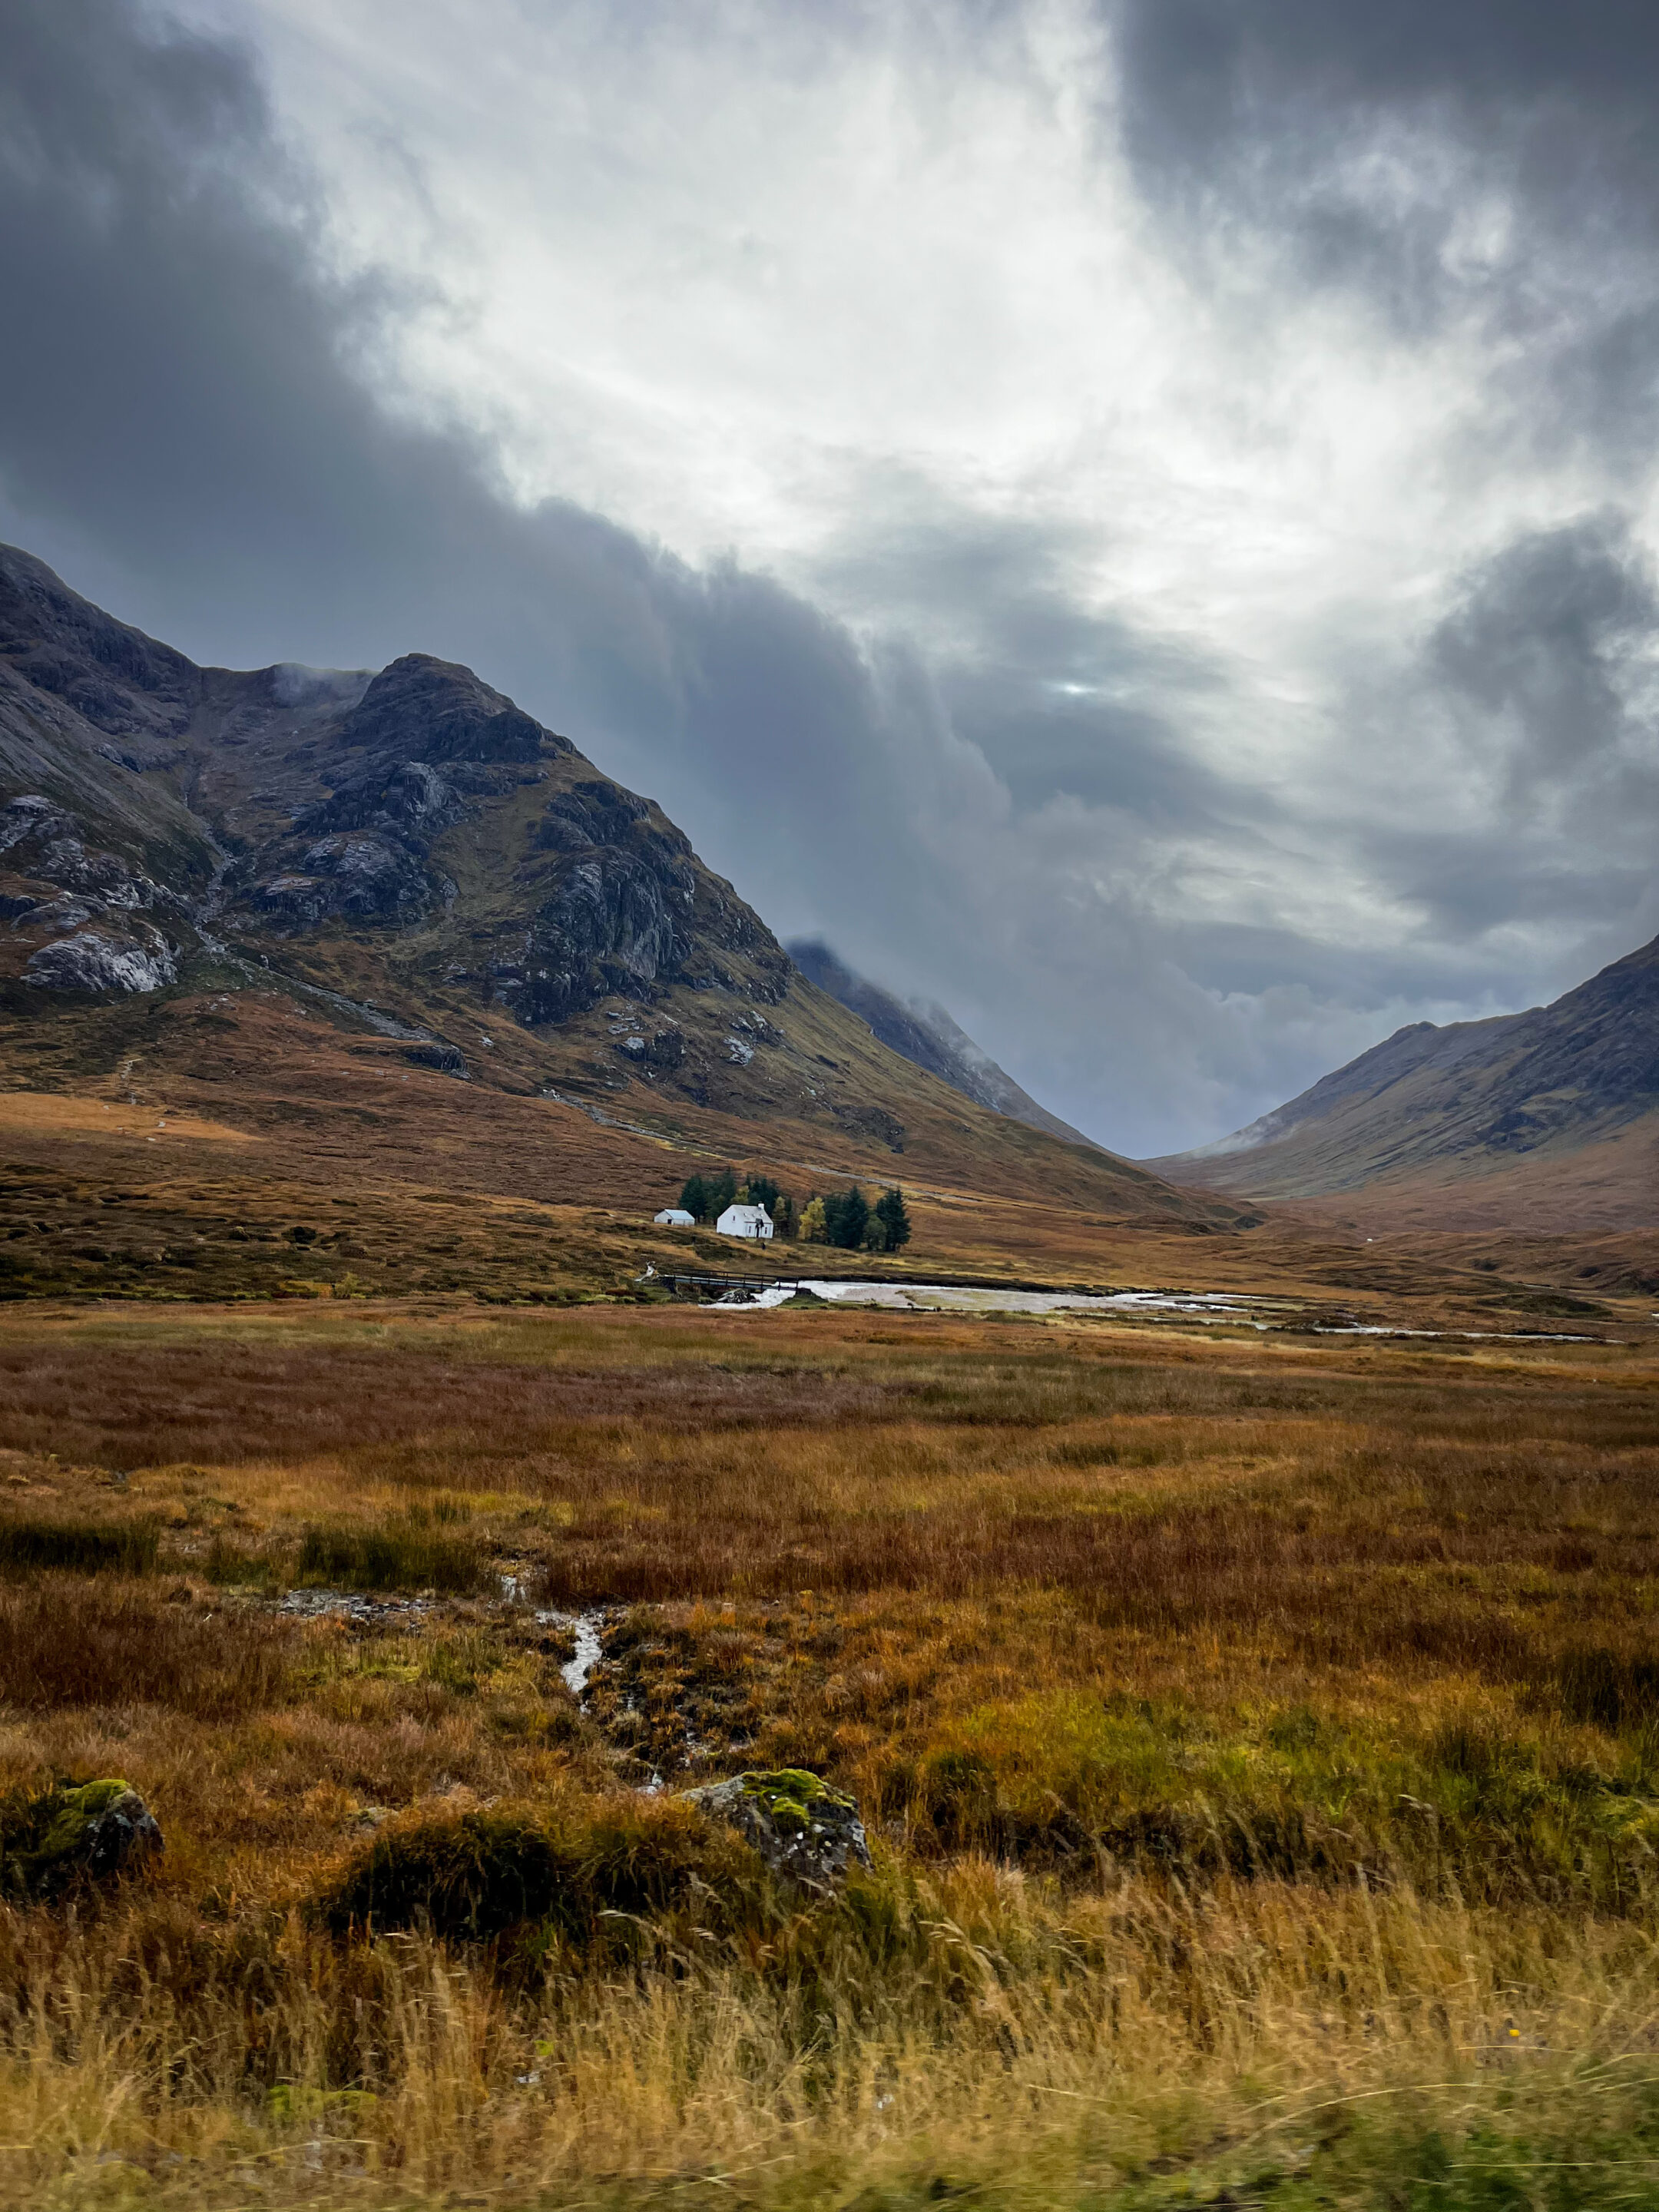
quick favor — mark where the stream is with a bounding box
[535,1607,607,1699]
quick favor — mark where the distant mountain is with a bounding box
[0,542,1236,1236]
[1144,934,1659,1229]
[786,940,1098,1151]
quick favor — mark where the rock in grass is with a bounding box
[682,1769,871,1893]
[0,1778,164,1899]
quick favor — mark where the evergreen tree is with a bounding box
[861,1213,886,1252]
[773,1193,797,1239]
[874,1186,912,1251]
[707,1167,738,1219]
[678,1173,708,1220]
[745,1174,782,1215]
[824,1185,869,1250]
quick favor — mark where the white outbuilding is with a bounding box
[717,1201,773,1240]
[654,1207,697,1227]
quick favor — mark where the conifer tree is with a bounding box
[826,1185,869,1250]
[707,1167,738,1218]
[874,1186,912,1251]
[678,1173,708,1220]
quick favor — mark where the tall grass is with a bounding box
[2,1856,1659,2207]
[296,1516,482,1594]
[0,1578,295,1714]
[0,1517,157,1575]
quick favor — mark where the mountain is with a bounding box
[1144,935,1659,1230]
[786,940,1097,1150]
[0,544,1241,1263]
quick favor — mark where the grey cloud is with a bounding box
[0,0,1200,1146]
[1431,514,1659,796]
[1114,0,1659,193]
[810,493,1247,823]
[1110,0,1659,402]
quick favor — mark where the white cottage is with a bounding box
[717,1201,773,1240]
[654,1207,696,1227]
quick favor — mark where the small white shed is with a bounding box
[717,1202,773,1240]
[654,1207,696,1227]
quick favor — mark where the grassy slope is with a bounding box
[4,1300,1659,2205]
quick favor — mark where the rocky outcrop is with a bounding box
[634,1028,686,1071]
[298,757,459,842]
[0,1777,164,1899]
[681,1770,872,1894]
[503,853,690,1024]
[402,1041,469,1077]
[2,795,161,910]
[25,927,177,993]
[301,833,432,921]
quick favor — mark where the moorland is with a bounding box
[4,1292,1659,2209]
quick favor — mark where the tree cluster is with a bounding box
[678,1168,737,1223]
[800,1184,910,1252]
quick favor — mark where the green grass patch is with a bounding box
[297,1515,483,1593]
[901,1690,1659,1900]
[0,1516,159,1575]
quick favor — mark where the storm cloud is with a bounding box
[2,0,1656,1152]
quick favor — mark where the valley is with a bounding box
[3,543,1659,2212]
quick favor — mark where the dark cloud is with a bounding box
[1114,0,1659,190]
[0,0,896,859]
[1431,512,1659,804]
[1111,0,1659,381]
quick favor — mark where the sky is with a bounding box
[2,0,1657,1155]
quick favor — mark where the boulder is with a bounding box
[24,928,176,994]
[402,1041,469,1078]
[1,1777,163,1899]
[682,1769,871,1894]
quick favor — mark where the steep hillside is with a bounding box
[786,939,1097,1149]
[1146,935,1659,1229]
[0,544,1236,1244]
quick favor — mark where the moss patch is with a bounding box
[740,1767,853,1830]
[0,1776,149,1897]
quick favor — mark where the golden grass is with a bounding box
[0,1093,251,1144]
[1,1299,1658,2206]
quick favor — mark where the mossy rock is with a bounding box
[685,1769,871,1893]
[740,1768,853,1831]
[0,1777,164,1899]
[315,1792,767,1952]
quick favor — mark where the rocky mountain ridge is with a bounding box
[786,939,1097,1151]
[1146,932,1659,1227]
